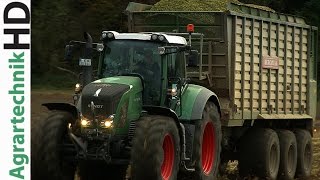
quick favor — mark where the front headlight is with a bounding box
[75,83,82,93]
[100,114,114,128]
[80,115,92,127]
[104,121,113,128]
[81,119,89,126]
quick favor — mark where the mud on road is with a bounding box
[31,90,320,179]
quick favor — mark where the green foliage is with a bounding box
[32,70,77,90]
[32,0,131,88]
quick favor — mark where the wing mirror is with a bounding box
[64,45,74,61]
[187,50,199,67]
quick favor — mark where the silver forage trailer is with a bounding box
[126,2,317,179]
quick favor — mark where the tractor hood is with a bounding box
[80,76,143,119]
[81,82,129,118]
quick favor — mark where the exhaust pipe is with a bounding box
[80,32,93,87]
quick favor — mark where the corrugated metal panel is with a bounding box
[233,16,309,119]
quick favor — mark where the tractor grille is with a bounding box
[81,82,129,118]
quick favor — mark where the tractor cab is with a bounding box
[98,31,194,107]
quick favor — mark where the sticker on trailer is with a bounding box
[262,56,279,69]
[79,58,92,66]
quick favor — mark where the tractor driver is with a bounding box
[135,49,161,105]
[144,50,160,77]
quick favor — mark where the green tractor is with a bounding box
[32,28,222,180]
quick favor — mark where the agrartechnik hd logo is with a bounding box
[1,1,30,179]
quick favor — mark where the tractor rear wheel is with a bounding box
[131,115,180,180]
[190,102,222,180]
[294,129,312,178]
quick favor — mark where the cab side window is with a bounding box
[167,52,185,78]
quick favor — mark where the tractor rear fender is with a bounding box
[42,103,79,121]
[180,84,221,121]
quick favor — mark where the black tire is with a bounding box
[31,113,46,180]
[190,102,222,180]
[239,128,280,180]
[277,130,297,180]
[294,129,313,178]
[131,115,180,180]
[37,111,76,180]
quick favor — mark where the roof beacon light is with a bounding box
[187,24,194,33]
[187,24,194,45]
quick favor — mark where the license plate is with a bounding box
[79,58,92,66]
[262,56,279,69]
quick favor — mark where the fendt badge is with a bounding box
[94,88,102,97]
[88,101,103,110]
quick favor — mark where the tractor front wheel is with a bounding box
[131,115,180,180]
[36,111,76,180]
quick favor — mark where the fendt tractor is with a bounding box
[32,2,318,180]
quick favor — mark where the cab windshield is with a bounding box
[101,40,163,105]
[101,40,162,78]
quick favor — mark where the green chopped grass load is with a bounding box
[150,0,274,12]
[144,0,275,34]
[151,0,239,11]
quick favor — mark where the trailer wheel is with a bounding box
[294,129,312,178]
[190,102,221,179]
[37,111,76,180]
[239,128,280,180]
[131,115,180,180]
[277,130,297,180]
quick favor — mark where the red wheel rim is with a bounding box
[161,134,175,180]
[202,122,215,175]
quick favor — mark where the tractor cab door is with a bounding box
[165,50,187,109]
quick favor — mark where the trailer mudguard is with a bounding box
[179,84,221,121]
